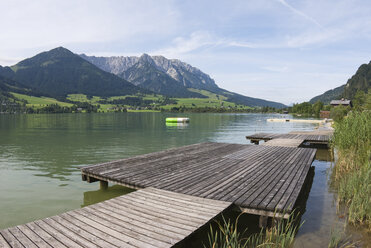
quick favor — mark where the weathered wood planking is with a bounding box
[262,138,304,147]
[246,132,331,145]
[0,187,231,248]
[81,142,316,216]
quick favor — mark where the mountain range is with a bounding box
[0,47,142,98]
[0,47,286,108]
[80,53,286,108]
[310,61,371,104]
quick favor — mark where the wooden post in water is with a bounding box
[259,215,268,228]
[100,180,108,190]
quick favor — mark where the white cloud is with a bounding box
[0,0,179,61]
[262,66,289,73]
[285,28,342,48]
[1,0,371,103]
[276,0,323,28]
[0,57,22,66]
[152,31,219,57]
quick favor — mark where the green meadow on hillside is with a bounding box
[11,93,73,108]
[10,89,252,113]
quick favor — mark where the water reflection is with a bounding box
[165,122,189,128]
[82,185,135,208]
[294,150,344,248]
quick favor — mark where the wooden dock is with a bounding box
[0,187,231,248]
[246,131,331,146]
[81,142,316,218]
[1,142,318,247]
[262,138,305,147]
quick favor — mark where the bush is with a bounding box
[330,106,349,122]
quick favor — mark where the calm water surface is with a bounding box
[0,113,366,247]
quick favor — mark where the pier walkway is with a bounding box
[1,142,317,247]
[246,131,332,146]
[81,142,316,218]
[262,138,305,148]
[0,187,231,248]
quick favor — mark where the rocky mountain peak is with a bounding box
[138,53,155,65]
[81,53,219,90]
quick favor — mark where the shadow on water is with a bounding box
[81,184,135,208]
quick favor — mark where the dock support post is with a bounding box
[259,215,268,228]
[100,180,108,190]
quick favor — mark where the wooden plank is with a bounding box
[275,149,316,211]
[103,200,196,231]
[147,157,227,190]
[50,215,118,248]
[118,194,210,223]
[251,151,310,210]
[82,143,224,175]
[67,210,154,248]
[17,225,53,248]
[262,138,304,147]
[133,190,221,216]
[268,162,308,211]
[0,233,11,248]
[34,220,84,248]
[0,230,22,248]
[191,146,281,198]
[59,213,134,248]
[225,147,295,205]
[184,159,253,197]
[198,147,282,199]
[144,187,231,208]
[218,146,296,203]
[91,203,187,239]
[283,149,317,210]
[43,217,100,248]
[236,150,300,209]
[26,222,67,248]
[79,208,171,247]
[111,197,201,228]
[141,188,230,211]
[263,162,306,211]
[7,227,38,248]
[163,158,241,195]
[132,190,221,215]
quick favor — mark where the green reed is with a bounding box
[331,111,371,230]
[204,211,302,248]
[328,228,358,248]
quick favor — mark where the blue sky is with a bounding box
[1,0,371,104]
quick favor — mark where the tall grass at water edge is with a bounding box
[204,212,302,248]
[331,111,371,230]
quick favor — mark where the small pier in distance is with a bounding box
[262,138,305,147]
[0,187,231,248]
[246,130,332,147]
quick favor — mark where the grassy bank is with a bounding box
[331,111,371,230]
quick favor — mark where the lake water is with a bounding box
[0,113,367,247]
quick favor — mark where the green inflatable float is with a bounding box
[165,117,190,123]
